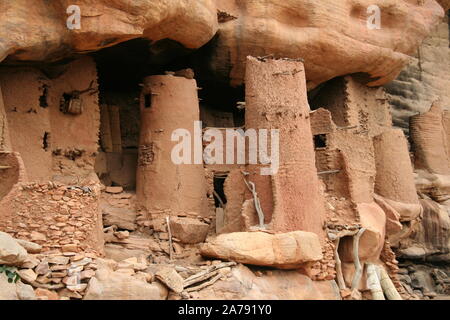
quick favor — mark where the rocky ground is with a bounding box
[1,185,447,300]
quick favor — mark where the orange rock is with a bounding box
[201,231,323,269]
[0,0,218,63]
[34,288,59,300]
[211,0,445,88]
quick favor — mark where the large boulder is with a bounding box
[169,217,210,244]
[102,206,137,231]
[84,261,168,300]
[0,232,28,266]
[195,264,341,300]
[0,0,445,92]
[396,199,450,260]
[210,0,445,88]
[338,202,386,263]
[0,0,218,63]
[0,273,36,300]
[200,231,323,269]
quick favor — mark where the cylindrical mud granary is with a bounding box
[136,74,208,219]
[245,56,326,239]
[410,103,450,175]
[373,129,419,204]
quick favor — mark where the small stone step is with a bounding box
[105,186,123,194]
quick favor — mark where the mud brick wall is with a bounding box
[0,57,100,184]
[0,182,104,255]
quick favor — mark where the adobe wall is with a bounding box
[345,75,392,137]
[136,74,209,218]
[96,100,138,190]
[310,108,336,136]
[0,57,104,256]
[0,67,53,181]
[312,76,392,136]
[410,103,450,175]
[0,57,100,183]
[47,57,100,184]
[245,56,326,238]
[328,130,376,204]
[373,129,419,205]
[0,152,26,202]
[310,77,356,127]
[310,109,352,203]
[310,75,393,205]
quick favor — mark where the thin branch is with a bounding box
[166,216,173,261]
[351,228,366,291]
[241,173,265,229]
[184,274,222,292]
[334,238,346,290]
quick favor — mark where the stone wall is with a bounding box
[0,182,104,255]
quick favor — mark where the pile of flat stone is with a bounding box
[0,182,102,254]
[17,251,98,300]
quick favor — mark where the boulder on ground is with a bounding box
[195,264,341,300]
[339,202,386,263]
[0,232,28,266]
[200,231,323,269]
[0,273,36,300]
[155,266,184,293]
[84,262,167,300]
[169,217,210,244]
[102,206,136,231]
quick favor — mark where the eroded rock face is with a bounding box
[397,200,450,261]
[410,103,450,175]
[0,0,218,62]
[195,264,341,300]
[200,231,323,269]
[211,0,445,88]
[0,1,446,91]
[385,15,450,129]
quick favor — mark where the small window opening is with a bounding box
[39,85,49,108]
[43,132,50,151]
[314,134,327,149]
[213,173,228,208]
[144,94,152,109]
[60,93,73,112]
